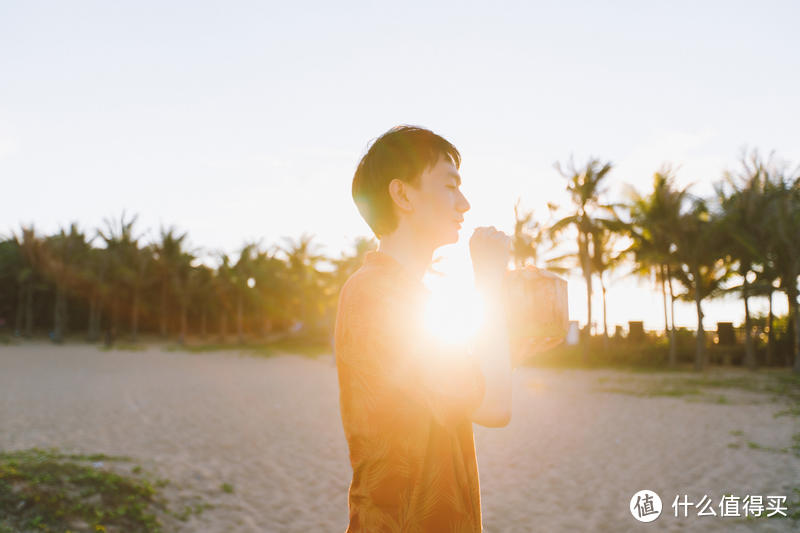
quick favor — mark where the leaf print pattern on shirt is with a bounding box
[335,251,486,532]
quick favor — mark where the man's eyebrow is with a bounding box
[447,170,462,186]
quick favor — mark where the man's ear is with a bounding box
[388,178,414,213]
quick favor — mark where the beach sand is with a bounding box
[1,344,797,532]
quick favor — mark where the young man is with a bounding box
[334,125,526,532]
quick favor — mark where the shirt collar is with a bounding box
[363,250,431,296]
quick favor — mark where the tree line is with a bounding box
[511,150,799,372]
[1,150,798,372]
[0,219,376,347]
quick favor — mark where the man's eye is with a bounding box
[447,185,457,190]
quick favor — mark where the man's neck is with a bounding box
[377,225,435,283]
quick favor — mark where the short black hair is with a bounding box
[352,125,461,238]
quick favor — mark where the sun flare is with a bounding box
[422,276,486,346]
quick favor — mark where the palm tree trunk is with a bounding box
[692,264,706,371]
[584,270,592,333]
[766,289,774,366]
[237,293,244,344]
[14,284,25,336]
[584,271,592,360]
[298,272,308,336]
[87,293,96,341]
[130,288,139,343]
[88,293,102,342]
[742,276,756,370]
[24,282,34,338]
[660,264,674,367]
[219,312,227,343]
[105,298,117,347]
[160,281,167,337]
[88,294,97,341]
[53,284,66,343]
[667,264,677,365]
[600,276,609,353]
[790,288,800,374]
[179,301,188,345]
[659,265,668,332]
[694,297,706,371]
[579,231,592,363]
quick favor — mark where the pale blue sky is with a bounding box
[2,1,799,330]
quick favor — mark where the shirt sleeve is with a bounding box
[337,278,486,431]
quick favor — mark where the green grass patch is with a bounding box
[593,369,800,413]
[744,440,798,455]
[0,447,208,532]
[791,487,800,520]
[774,405,800,418]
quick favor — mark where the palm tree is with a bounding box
[715,151,774,370]
[318,236,378,338]
[133,247,154,342]
[281,233,326,335]
[37,224,92,343]
[252,246,291,337]
[331,236,377,286]
[754,263,781,365]
[84,246,108,342]
[187,262,215,340]
[763,162,800,372]
[550,157,614,361]
[13,226,44,338]
[0,236,24,333]
[511,199,557,269]
[153,226,189,339]
[173,250,194,345]
[671,199,731,370]
[232,242,258,344]
[214,253,235,342]
[96,212,145,345]
[624,168,691,366]
[588,221,627,350]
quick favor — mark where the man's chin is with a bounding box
[444,230,460,245]
[430,228,461,248]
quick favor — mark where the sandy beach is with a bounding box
[1,343,798,532]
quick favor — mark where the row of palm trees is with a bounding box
[1,150,798,372]
[0,214,377,346]
[510,150,799,372]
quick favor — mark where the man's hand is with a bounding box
[469,226,511,288]
[468,226,514,428]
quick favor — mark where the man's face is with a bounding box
[402,154,471,247]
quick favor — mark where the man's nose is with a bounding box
[457,191,470,213]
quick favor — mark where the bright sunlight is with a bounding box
[422,272,486,347]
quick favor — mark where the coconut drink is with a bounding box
[503,266,569,367]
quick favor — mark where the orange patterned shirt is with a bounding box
[334,250,487,533]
